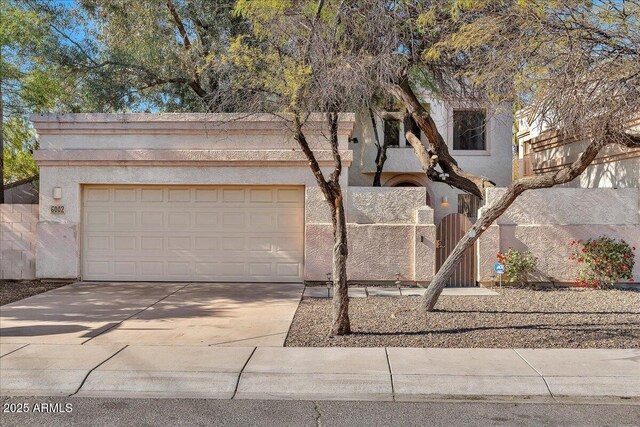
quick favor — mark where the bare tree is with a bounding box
[226,0,400,334]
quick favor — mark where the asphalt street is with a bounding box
[1,397,639,427]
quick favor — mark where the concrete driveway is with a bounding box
[0,282,303,346]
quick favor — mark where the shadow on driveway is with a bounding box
[0,282,303,346]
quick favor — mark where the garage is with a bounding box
[82,185,305,282]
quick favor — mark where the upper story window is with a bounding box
[383,118,400,147]
[453,110,486,150]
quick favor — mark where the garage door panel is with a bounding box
[168,212,191,226]
[222,188,246,202]
[194,188,218,202]
[277,188,304,203]
[85,187,111,202]
[82,185,304,282]
[168,188,191,202]
[113,236,137,250]
[141,188,164,202]
[277,263,301,277]
[113,188,137,202]
[195,212,218,226]
[140,261,163,275]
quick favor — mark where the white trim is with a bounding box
[447,107,491,155]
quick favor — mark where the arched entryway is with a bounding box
[436,213,477,287]
[384,175,432,206]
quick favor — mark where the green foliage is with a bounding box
[570,237,636,288]
[2,117,38,183]
[2,1,73,184]
[496,248,538,285]
[74,0,242,112]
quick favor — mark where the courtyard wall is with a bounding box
[305,187,436,283]
[477,188,640,284]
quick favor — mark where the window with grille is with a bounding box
[453,110,486,150]
[458,194,482,218]
[383,118,400,147]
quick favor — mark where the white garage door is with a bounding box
[82,185,305,282]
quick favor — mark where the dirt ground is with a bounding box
[285,288,640,348]
[0,280,72,305]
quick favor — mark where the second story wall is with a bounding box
[349,96,513,223]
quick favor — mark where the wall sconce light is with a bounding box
[53,187,62,200]
[440,196,449,207]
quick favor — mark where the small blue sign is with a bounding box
[494,262,505,274]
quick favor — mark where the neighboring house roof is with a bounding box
[4,175,39,189]
[3,175,39,204]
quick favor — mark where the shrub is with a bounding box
[496,248,538,285]
[570,237,636,288]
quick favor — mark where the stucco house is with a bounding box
[3,104,638,285]
[516,112,640,188]
[21,100,513,285]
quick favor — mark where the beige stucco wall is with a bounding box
[1,204,38,280]
[32,113,437,283]
[304,187,435,282]
[478,188,640,284]
[33,112,355,151]
[487,187,640,225]
[32,113,357,280]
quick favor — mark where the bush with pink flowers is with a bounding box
[570,237,636,288]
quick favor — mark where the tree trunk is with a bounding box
[292,112,351,335]
[370,108,387,187]
[330,190,350,335]
[422,137,610,311]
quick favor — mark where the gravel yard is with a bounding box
[285,288,640,348]
[0,280,72,305]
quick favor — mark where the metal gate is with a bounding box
[436,213,477,287]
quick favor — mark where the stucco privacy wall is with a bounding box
[478,188,640,284]
[304,187,436,282]
[1,204,38,280]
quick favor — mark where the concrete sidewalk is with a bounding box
[1,344,638,403]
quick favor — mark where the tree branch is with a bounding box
[164,0,210,102]
[165,0,192,50]
[327,111,342,185]
[422,133,613,311]
[293,114,332,201]
[388,72,495,198]
[405,130,441,182]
